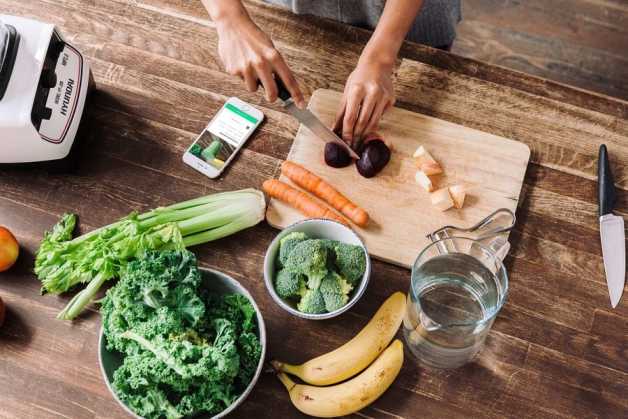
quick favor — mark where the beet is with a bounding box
[356,139,391,178]
[324,142,352,168]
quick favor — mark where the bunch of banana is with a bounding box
[272,292,407,417]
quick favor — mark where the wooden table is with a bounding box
[1,1,627,418]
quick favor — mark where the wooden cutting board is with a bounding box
[266,89,530,268]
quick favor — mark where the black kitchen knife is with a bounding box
[598,144,625,308]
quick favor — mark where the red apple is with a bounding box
[0,226,19,272]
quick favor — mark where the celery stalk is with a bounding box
[35,189,266,320]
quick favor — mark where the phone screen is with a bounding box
[188,102,260,170]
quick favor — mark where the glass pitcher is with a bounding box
[403,235,509,369]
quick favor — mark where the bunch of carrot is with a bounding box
[263,161,369,228]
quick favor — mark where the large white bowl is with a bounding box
[263,218,371,320]
[98,267,267,419]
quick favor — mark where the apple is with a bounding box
[0,226,19,272]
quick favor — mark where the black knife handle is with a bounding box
[599,144,616,216]
[257,76,291,102]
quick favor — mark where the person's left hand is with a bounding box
[333,58,395,147]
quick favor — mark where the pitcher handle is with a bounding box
[427,208,515,261]
[484,235,510,262]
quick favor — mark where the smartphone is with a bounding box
[183,97,264,178]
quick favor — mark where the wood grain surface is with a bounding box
[455,0,628,101]
[0,1,627,419]
[267,89,530,268]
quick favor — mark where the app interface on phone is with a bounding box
[188,103,259,170]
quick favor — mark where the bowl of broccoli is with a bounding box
[263,218,371,320]
[98,250,266,419]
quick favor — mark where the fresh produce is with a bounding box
[281,161,369,227]
[273,232,366,314]
[415,170,434,192]
[356,139,391,178]
[0,227,19,272]
[413,145,443,175]
[262,179,349,225]
[324,133,391,178]
[324,142,352,168]
[275,340,404,418]
[319,271,353,312]
[101,250,262,419]
[430,187,455,211]
[272,292,405,385]
[278,231,308,266]
[298,287,327,314]
[449,184,466,209]
[0,295,5,328]
[35,189,265,320]
[413,145,467,210]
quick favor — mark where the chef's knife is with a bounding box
[263,78,360,159]
[598,144,625,308]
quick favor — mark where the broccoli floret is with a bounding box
[274,269,306,299]
[297,288,327,314]
[333,243,366,285]
[284,239,328,284]
[320,272,353,312]
[278,232,309,266]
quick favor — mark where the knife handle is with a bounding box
[257,76,291,102]
[599,144,617,216]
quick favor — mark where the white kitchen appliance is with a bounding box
[0,15,92,166]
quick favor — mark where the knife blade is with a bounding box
[267,78,360,159]
[598,144,625,308]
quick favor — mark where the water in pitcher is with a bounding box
[403,251,505,368]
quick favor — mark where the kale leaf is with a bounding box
[101,250,261,418]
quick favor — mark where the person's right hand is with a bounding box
[215,14,305,108]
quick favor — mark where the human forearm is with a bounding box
[360,0,424,67]
[201,0,248,23]
[200,0,304,105]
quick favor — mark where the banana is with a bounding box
[276,339,404,418]
[272,291,406,385]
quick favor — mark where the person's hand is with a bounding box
[215,14,305,107]
[333,58,395,147]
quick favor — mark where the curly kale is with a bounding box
[101,250,262,419]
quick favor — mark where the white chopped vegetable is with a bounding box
[430,188,454,211]
[413,146,443,175]
[414,171,434,192]
[449,184,466,209]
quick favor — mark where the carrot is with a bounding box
[263,179,349,225]
[281,161,370,227]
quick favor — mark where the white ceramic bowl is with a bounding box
[263,218,371,320]
[98,267,267,419]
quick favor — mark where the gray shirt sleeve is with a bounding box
[263,0,461,47]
